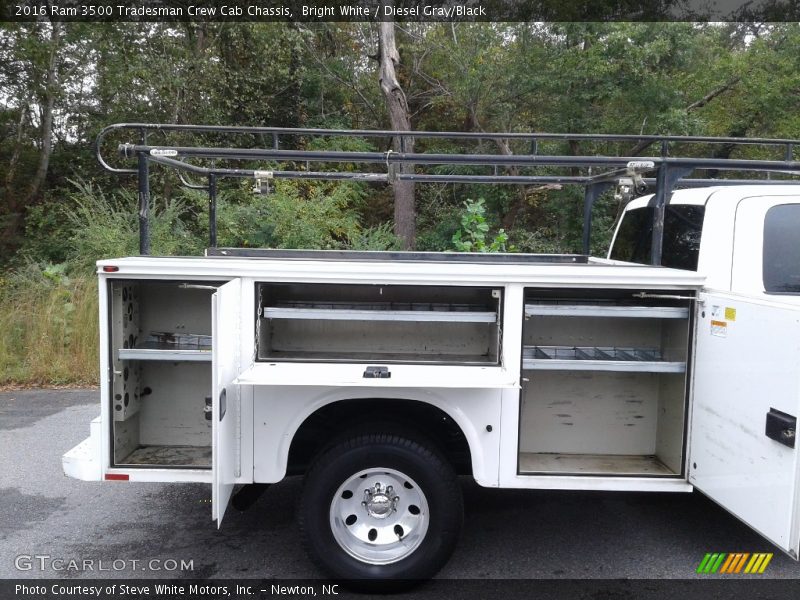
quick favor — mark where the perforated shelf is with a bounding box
[522,345,686,373]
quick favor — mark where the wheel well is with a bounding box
[287,399,473,476]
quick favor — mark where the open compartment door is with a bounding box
[212,279,242,527]
[689,292,800,558]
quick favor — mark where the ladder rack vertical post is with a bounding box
[208,173,217,248]
[137,129,150,256]
[582,182,613,256]
[650,164,667,265]
[650,140,671,266]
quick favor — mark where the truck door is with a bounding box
[729,195,800,297]
[689,292,800,558]
[211,279,242,527]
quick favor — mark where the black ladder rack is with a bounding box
[95,123,800,262]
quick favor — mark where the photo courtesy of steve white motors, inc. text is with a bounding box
[14,583,341,597]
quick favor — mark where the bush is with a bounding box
[451,198,509,252]
[64,179,204,273]
[348,222,403,251]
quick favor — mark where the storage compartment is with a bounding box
[109,280,220,468]
[256,283,501,364]
[518,288,692,477]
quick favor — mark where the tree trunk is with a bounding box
[3,104,27,194]
[378,20,415,249]
[27,21,61,203]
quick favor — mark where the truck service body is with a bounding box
[64,125,800,584]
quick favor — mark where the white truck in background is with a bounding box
[63,126,800,588]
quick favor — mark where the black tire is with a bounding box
[298,428,463,591]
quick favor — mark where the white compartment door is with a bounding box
[689,292,800,557]
[212,279,242,527]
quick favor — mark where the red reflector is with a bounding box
[102,266,120,272]
[105,473,129,481]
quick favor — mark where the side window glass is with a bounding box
[610,207,653,264]
[610,205,704,271]
[763,204,800,293]
[662,206,705,271]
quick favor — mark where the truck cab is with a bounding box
[609,184,800,299]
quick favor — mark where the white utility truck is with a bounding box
[64,125,800,585]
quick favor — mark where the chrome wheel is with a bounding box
[329,467,429,565]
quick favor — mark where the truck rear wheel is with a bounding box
[298,429,463,589]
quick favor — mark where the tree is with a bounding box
[0,21,94,255]
[378,20,416,249]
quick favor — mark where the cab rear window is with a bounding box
[763,204,800,294]
[610,205,705,271]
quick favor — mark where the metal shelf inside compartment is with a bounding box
[118,344,211,361]
[522,345,686,373]
[262,301,497,323]
[524,303,689,319]
[260,349,495,365]
[117,332,212,362]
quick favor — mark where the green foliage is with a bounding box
[451,198,509,253]
[347,223,403,251]
[207,178,386,250]
[6,21,800,271]
[63,179,204,273]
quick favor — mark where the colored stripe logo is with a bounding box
[696,552,773,574]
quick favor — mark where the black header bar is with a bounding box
[3,0,800,22]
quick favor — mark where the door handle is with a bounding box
[765,408,796,449]
[219,388,227,421]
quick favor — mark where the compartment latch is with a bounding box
[363,366,391,379]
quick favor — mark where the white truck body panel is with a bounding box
[63,184,800,560]
[89,255,702,288]
[211,279,242,526]
[689,291,800,558]
[252,386,504,488]
[61,417,102,481]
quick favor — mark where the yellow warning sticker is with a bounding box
[725,307,737,321]
[711,320,728,337]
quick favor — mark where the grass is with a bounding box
[0,272,98,386]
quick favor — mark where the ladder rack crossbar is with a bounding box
[95,123,800,260]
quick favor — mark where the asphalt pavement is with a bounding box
[1,389,798,593]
